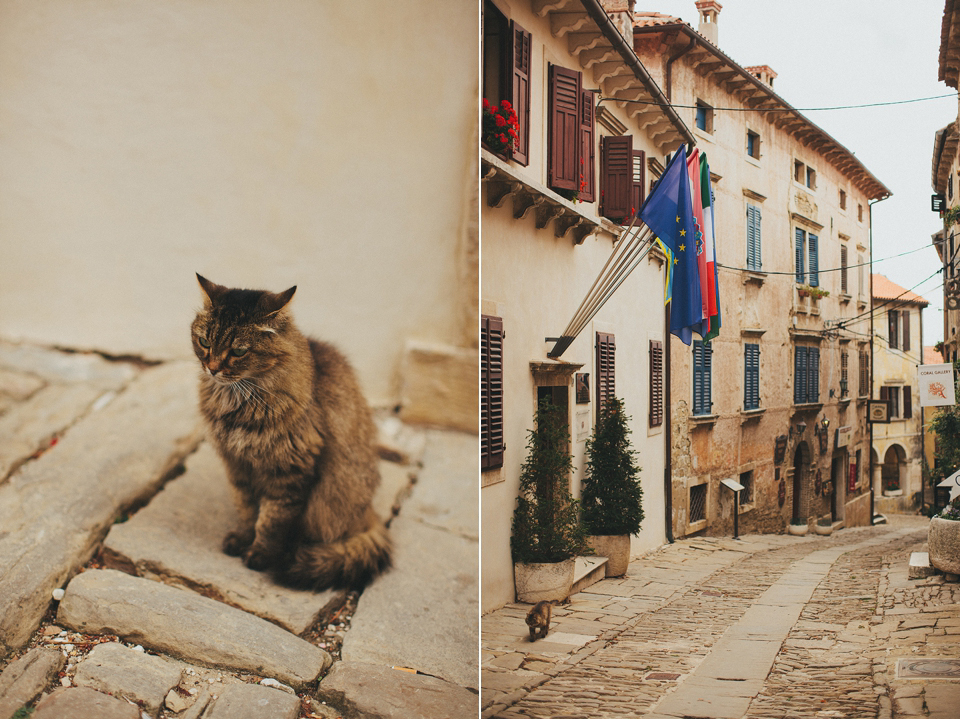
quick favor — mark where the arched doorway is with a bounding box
[792,442,810,521]
[882,445,906,496]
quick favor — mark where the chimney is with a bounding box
[695,0,722,45]
[598,0,635,44]
[746,65,778,88]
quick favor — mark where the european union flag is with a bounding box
[639,146,703,345]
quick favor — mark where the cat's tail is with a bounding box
[280,508,392,591]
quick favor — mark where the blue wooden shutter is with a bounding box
[808,233,819,287]
[746,205,761,271]
[744,343,759,410]
[693,341,712,415]
[794,346,807,404]
[795,229,805,283]
[808,346,819,402]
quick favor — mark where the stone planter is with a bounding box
[587,535,631,578]
[787,522,808,536]
[514,558,575,603]
[814,522,833,536]
[928,517,960,576]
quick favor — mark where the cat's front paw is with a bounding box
[243,545,275,572]
[223,531,253,557]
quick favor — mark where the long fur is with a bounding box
[191,274,392,591]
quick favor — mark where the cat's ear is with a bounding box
[260,286,297,316]
[196,274,227,306]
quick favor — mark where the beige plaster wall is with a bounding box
[0,0,478,408]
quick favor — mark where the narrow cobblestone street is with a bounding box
[482,516,960,719]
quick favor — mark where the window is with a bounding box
[840,350,849,398]
[746,204,762,271]
[840,245,848,295]
[695,100,713,133]
[596,332,616,410]
[600,135,644,223]
[806,166,817,190]
[887,309,911,351]
[794,160,805,183]
[794,228,819,286]
[794,345,820,404]
[693,340,713,416]
[880,386,901,418]
[744,344,760,410]
[481,315,504,470]
[482,2,530,165]
[859,347,869,397]
[689,483,707,523]
[746,130,760,159]
[739,471,753,506]
[858,203,864,222]
[950,173,954,201]
[839,189,847,210]
[649,340,663,428]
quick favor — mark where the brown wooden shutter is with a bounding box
[903,385,913,419]
[481,315,504,470]
[600,135,633,222]
[888,310,899,349]
[579,89,596,202]
[548,64,581,192]
[902,309,911,352]
[632,149,646,217]
[596,332,616,411]
[649,340,663,427]
[510,21,531,166]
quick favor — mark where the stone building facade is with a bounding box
[632,2,891,537]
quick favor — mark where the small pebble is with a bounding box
[52,588,65,601]
[60,677,71,687]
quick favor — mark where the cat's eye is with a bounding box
[231,347,248,357]
[198,337,210,348]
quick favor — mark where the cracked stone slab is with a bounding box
[317,662,478,719]
[74,642,183,717]
[102,442,343,635]
[58,569,330,688]
[0,647,65,718]
[0,341,137,386]
[0,361,204,657]
[402,430,478,540]
[342,516,478,689]
[32,686,141,719]
[202,683,301,719]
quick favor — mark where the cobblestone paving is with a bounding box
[483,519,960,719]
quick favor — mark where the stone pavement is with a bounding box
[482,515,960,719]
[0,340,478,719]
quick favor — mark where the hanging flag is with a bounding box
[686,148,709,325]
[639,146,703,344]
[699,153,721,340]
[656,238,673,305]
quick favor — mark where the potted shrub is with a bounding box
[929,496,960,578]
[815,517,833,536]
[788,517,808,536]
[580,397,643,577]
[511,399,588,602]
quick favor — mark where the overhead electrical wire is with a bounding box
[597,92,957,112]
[717,241,938,276]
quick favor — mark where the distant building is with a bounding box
[870,275,929,514]
[632,2,891,535]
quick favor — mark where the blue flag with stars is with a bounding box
[639,146,703,345]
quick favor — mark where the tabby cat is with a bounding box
[191,274,391,590]
[525,600,552,641]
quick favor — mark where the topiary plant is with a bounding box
[580,397,644,536]
[510,399,587,564]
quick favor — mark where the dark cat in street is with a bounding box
[191,274,391,590]
[526,600,552,641]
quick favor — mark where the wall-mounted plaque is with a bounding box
[867,400,891,424]
[774,435,788,465]
[575,373,590,404]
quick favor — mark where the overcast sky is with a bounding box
[642,0,955,348]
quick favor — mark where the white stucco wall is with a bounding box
[0,0,477,408]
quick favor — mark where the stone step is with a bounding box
[909,551,935,579]
[571,556,609,596]
[57,569,331,688]
[0,361,204,657]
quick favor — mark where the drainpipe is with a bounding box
[869,199,878,524]
[664,303,674,542]
[666,34,697,102]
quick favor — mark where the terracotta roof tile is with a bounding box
[924,345,946,365]
[634,12,683,27]
[871,274,929,306]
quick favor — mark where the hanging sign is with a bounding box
[918,364,957,407]
[835,426,852,448]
